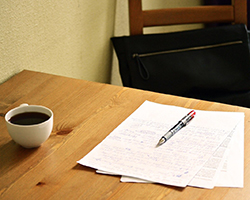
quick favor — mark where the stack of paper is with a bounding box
[78,101,244,188]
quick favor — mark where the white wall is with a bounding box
[0,0,116,84]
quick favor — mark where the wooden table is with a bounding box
[0,70,249,200]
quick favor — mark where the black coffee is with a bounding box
[9,112,50,125]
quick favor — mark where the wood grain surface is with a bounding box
[0,70,249,200]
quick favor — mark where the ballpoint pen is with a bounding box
[156,110,196,147]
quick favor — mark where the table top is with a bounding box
[1,70,250,200]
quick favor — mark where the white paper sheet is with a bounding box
[118,120,244,188]
[78,101,244,188]
[188,127,236,188]
[99,131,233,188]
[216,119,244,187]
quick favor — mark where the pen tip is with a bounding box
[156,137,166,148]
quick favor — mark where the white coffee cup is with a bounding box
[5,104,53,148]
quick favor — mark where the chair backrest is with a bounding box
[129,0,247,35]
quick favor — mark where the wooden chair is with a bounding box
[129,0,247,35]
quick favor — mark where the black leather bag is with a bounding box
[111,24,250,108]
